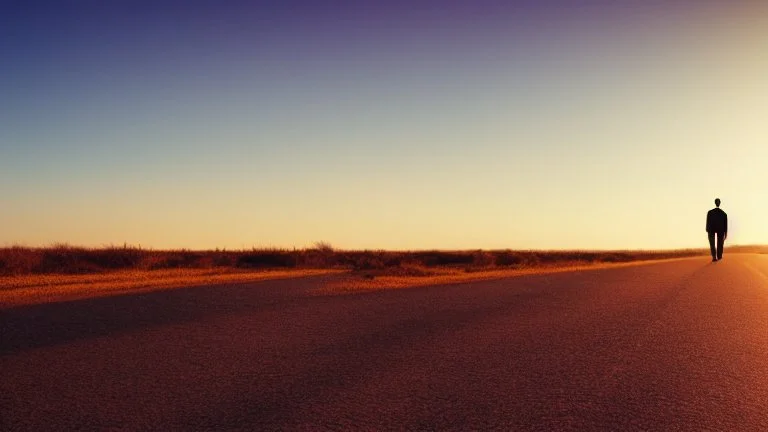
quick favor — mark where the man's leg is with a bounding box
[708,232,717,260]
[717,232,725,260]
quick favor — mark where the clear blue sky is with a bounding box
[2,1,767,250]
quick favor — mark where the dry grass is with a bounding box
[0,268,341,309]
[0,244,725,277]
[6,243,758,307]
[0,244,322,275]
[315,257,700,295]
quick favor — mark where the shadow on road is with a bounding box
[1,275,332,355]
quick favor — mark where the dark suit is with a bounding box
[706,207,728,260]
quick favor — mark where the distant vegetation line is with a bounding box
[4,242,762,277]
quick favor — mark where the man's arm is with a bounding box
[706,211,711,232]
[724,213,728,239]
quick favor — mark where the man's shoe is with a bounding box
[712,258,718,262]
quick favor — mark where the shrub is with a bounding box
[493,250,524,266]
[313,241,334,253]
[350,252,387,271]
[236,251,297,268]
[411,251,475,267]
[599,253,631,263]
[0,246,42,275]
[472,250,495,267]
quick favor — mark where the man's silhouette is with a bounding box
[706,198,728,262]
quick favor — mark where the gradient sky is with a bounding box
[2,1,767,250]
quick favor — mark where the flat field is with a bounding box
[4,244,755,307]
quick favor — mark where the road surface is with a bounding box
[3,254,768,430]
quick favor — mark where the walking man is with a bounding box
[706,198,728,262]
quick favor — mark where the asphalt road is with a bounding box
[3,254,768,430]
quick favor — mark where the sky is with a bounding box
[1,0,767,250]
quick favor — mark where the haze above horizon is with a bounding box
[2,1,767,250]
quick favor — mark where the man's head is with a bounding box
[715,198,721,207]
